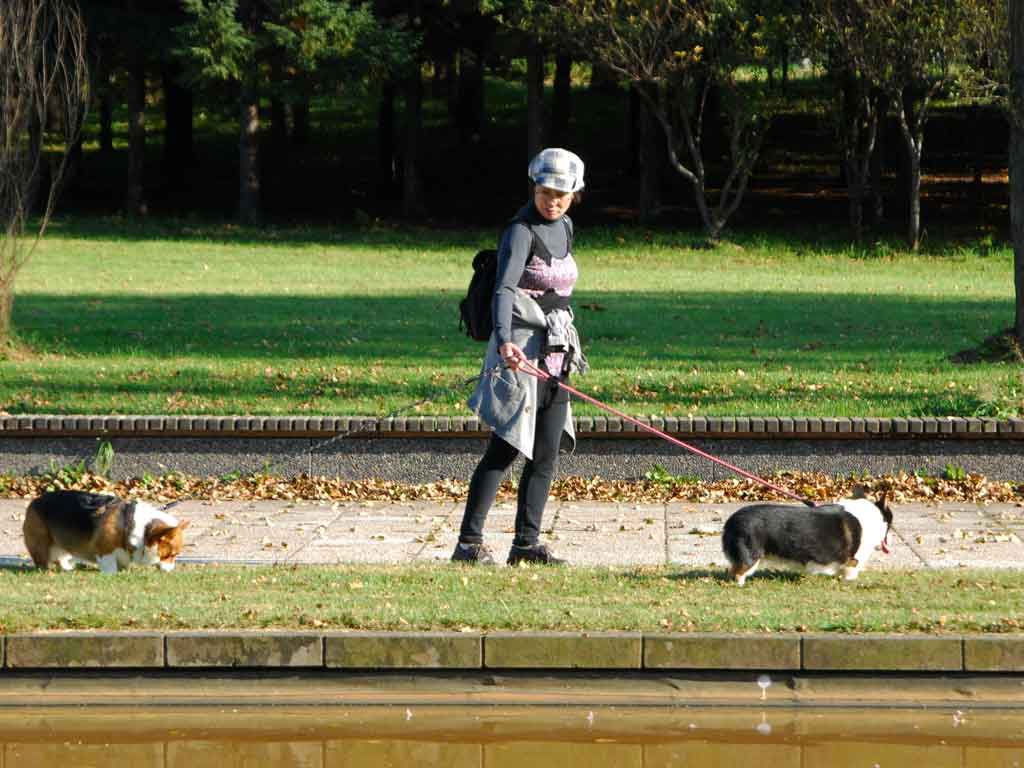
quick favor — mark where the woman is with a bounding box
[453,148,588,566]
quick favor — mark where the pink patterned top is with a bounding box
[519,250,578,374]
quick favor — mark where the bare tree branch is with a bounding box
[0,0,88,343]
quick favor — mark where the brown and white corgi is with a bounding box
[23,490,190,573]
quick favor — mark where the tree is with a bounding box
[175,0,375,224]
[0,0,89,346]
[1010,0,1024,343]
[496,1,586,179]
[814,0,982,250]
[565,0,774,242]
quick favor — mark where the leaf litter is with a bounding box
[1,469,1019,505]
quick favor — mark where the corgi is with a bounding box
[721,490,893,586]
[23,490,190,573]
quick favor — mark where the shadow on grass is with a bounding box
[0,558,33,572]
[659,568,808,586]
[10,291,1008,362]
[663,568,731,584]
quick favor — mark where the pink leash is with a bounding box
[514,359,816,508]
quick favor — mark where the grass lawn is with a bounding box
[1,217,1016,418]
[0,564,1019,634]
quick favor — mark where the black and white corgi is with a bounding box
[23,490,190,574]
[721,491,893,585]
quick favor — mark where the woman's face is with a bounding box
[534,185,574,221]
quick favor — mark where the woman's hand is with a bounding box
[499,342,525,371]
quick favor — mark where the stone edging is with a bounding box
[1,631,1022,672]
[1,414,1022,439]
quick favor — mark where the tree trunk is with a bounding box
[552,54,571,145]
[633,83,660,223]
[401,60,424,218]
[125,48,147,216]
[838,73,876,242]
[847,157,865,243]
[700,77,723,166]
[66,104,85,193]
[457,47,485,144]
[238,74,261,225]
[906,142,922,251]
[162,63,193,201]
[869,91,889,225]
[291,99,310,145]
[99,85,114,154]
[589,62,618,92]
[526,38,544,193]
[270,96,288,154]
[444,50,458,130]
[971,104,985,189]
[0,287,11,346]
[869,139,884,225]
[95,55,114,154]
[378,80,397,195]
[269,54,288,155]
[781,43,790,93]
[26,110,44,215]
[1010,0,1024,342]
[895,89,924,251]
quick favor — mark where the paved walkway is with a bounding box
[1,497,1021,570]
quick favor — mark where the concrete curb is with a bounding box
[2,631,1023,673]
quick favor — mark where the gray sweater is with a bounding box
[492,203,573,348]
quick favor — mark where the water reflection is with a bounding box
[1,706,1022,768]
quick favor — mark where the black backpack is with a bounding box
[458,248,499,342]
[458,217,572,341]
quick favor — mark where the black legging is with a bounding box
[459,377,569,548]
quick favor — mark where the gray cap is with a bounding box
[528,148,585,192]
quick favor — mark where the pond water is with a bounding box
[1,706,1022,767]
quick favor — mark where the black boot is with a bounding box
[507,543,566,566]
[451,542,496,565]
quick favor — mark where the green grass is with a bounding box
[0,564,1019,634]
[1,217,1015,418]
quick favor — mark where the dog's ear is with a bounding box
[851,484,868,499]
[178,518,191,531]
[145,521,177,543]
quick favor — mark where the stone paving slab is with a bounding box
[555,529,665,566]
[6,632,164,668]
[802,635,964,671]
[166,631,323,667]
[325,631,482,668]
[0,496,1022,571]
